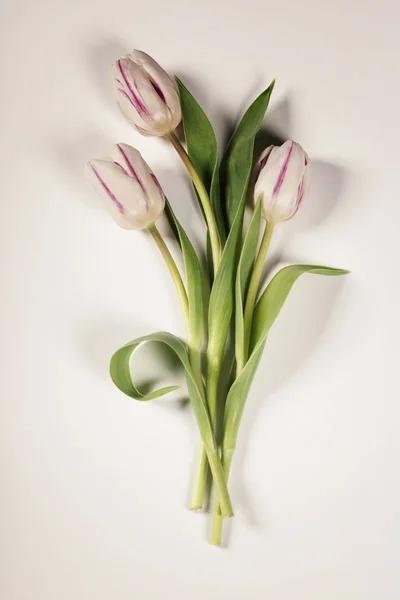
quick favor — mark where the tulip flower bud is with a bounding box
[111,51,182,137]
[85,143,165,230]
[254,140,310,223]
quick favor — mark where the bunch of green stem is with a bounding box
[168,132,224,510]
[167,131,276,543]
[211,221,274,545]
[148,221,233,518]
[151,133,232,514]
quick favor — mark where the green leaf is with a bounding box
[206,195,245,372]
[175,77,225,243]
[251,265,350,351]
[235,197,262,370]
[110,330,233,516]
[164,202,181,249]
[110,332,181,401]
[165,200,204,350]
[223,264,349,451]
[222,340,266,452]
[222,81,275,229]
[207,83,275,376]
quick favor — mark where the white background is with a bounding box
[1,0,399,598]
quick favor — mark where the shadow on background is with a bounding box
[84,38,128,108]
[49,130,114,207]
[228,274,348,532]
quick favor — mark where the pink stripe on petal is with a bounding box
[113,161,129,175]
[90,165,125,214]
[151,173,165,206]
[116,144,150,209]
[150,172,163,192]
[273,142,294,196]
[116,145,145,192]
[118,60,149,118]
[135,124,149,135]
[117,88,136,108]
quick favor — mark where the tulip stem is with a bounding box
[211,448,234,545]
[168,132,222,271]
[148,224,189,329]
[149,225,211,509]
[189,353,220,509]
[211,221,274,544]
[242,221,275,362]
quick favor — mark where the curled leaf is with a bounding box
[110,331,233,516]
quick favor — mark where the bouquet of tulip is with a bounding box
[85,51,348,545]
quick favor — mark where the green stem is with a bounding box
[186,351,231,516]
[149,224,213,510]
[242,221,274,361]
[189,354,220,509]
[211,449,234,546]
[149,220,206,403]
[168,132,221,271]
[211,222,275,544]
[204,438,233,518]
[189,346,218,512]
[168,131,224,512]
[148,224,189,328]
[190,440,210,510]
[149,223,204,398]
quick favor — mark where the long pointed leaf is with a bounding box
[223,265,349,452]
[251,265,350,351]
[222,81,275,229]
[207,83,275,373]
[175,77,225,242]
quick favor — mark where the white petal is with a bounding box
[258,145,274,167]
[272,143,307,221]
[132,50,182,130]
[85,159,155,230]
[114,143,165,215]
[254,145,281,206]
[112,57,170,135]
[111,61,149,131]
[255,141,309,222]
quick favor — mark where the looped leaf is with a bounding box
[223,265,349,452]
[110,332,186,401]
[110,330,234,516]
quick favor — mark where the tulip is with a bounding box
[111,51,182,136]
[85,143,165,230]
[254,140,310,223]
